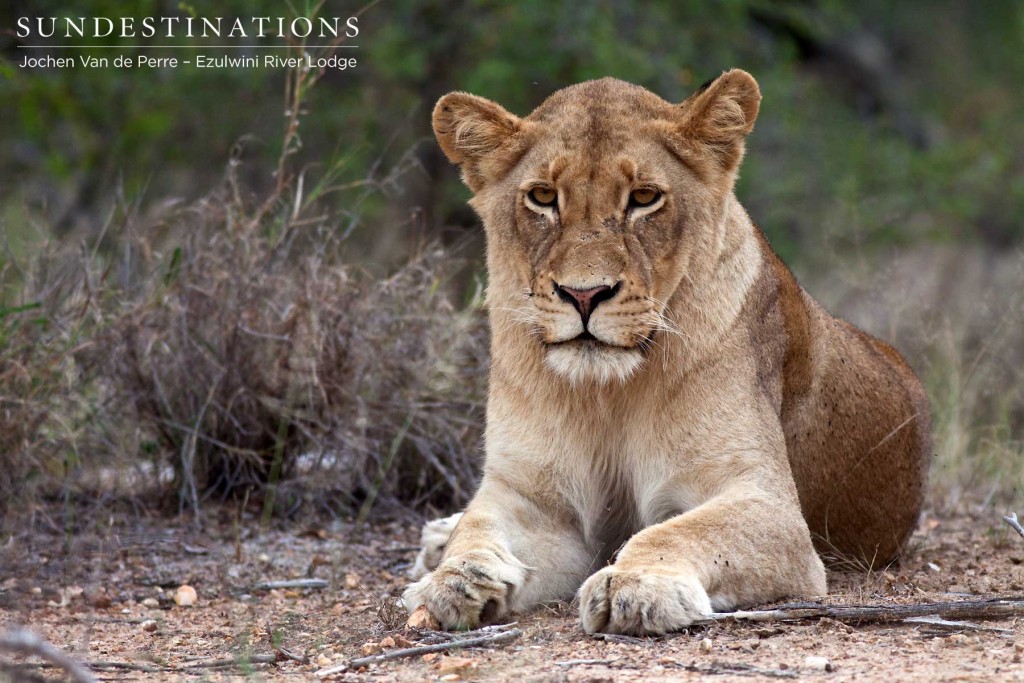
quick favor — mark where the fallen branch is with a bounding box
[316,627,523,677]
[702,597,1024,626]
[1004,512,1024,540]
[251,579,328,591]
[0,629,96,683]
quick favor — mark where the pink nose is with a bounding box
[554,282,620,326]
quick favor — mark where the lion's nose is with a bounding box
[554,281,621,327]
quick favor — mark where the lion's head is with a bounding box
[433,70,761,384]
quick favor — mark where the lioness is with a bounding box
[403,70,930,635]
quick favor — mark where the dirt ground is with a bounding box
[2,504,1024,682]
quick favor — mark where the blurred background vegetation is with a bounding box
[0,0,1021,526]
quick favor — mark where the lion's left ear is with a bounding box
[675,69,761,171]
[433,92,528,192]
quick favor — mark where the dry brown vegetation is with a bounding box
[0,162,488,526]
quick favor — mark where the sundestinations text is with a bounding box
[16,16,359,39]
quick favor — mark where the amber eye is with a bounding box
[629,188,661,207]
[528,187,558,207]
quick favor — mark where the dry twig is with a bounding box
[88,660,165,673]
[0,629,96,683]
[1004,512,1024,540]
[252,578,328,591]
[275,647,310,665]
[680,660,798,679]
[903,615,1011,633]
[702,597,1024,626]
[315,627,523,677]
[178,654,277,669]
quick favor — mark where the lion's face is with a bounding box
[433,73,761,383]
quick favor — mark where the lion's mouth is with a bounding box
[548,330,604,347]
[546,330,654,351]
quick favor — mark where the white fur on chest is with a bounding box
[554,421,703,558]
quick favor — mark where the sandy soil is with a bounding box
[2,505,1024,682]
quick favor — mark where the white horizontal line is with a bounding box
[17,45,358,48]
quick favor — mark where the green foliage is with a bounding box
[4,1,1022,263]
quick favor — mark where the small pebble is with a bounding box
[316,654,332,667]
[699,638,713,652]
[360,641,382,656]
[804,655,832,672]
[141,597,160,608]
[173,585,197,607]
[141,619,158,633]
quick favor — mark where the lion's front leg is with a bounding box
[408,512,464,580]
[579,488,826,635]
[403,479,590,629]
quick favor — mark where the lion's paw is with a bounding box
[409,512,464,579]
[402,548,526,630]
[578,567,712,635]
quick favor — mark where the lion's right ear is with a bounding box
[433,92,527,192]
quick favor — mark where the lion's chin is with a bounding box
[543,342,645,385]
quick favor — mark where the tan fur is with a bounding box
[403,71,931,635]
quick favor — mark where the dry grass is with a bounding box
[111,187,486,516]
[0,238,95,518]
[0,162,488,526]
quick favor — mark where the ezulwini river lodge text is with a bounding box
[19,53,358,71]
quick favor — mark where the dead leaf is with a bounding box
[406,604,439,630]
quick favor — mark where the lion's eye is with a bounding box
[528,187,558,207]
[629,188,661,207]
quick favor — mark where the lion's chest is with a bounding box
[556,425,704,561]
